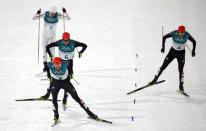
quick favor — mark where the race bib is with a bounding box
[59,51,75,60]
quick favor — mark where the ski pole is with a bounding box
[62,8,66,32]
[76,48,80,56]
[72,78,80,85]
[186,45,192,54]
[37,8,41,64]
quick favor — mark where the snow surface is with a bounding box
[0,0,206,131]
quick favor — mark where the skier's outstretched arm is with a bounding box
[32,12,45,20]
[58,13,70,20]
[74,41,87,58]
[62,7,71,20]
[188,35,196,56]
[74,41,87,53]
[46,42,58,58]
[58,7,71,20]
[161,33,172,53]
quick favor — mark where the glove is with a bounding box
[37,9,41,15]
[43,62,48,72]
[78,52,82,58]
[49,55,53,61]
[192,50,196,57]
[47,73,51,80]
[161,47,165,53]
[62,7,66,13]
[69,73,73,79]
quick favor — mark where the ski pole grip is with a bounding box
[37,8,41,15]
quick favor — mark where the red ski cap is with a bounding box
[53,57,62,66]
[178,25,186,33]
[62,32,70,41]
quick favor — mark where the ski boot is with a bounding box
[149,75,158,85]
[54,114,59,122]
[62,93,68,106]
[40,93,50,100]
[88,109,98,120]
[179,83,184,92]
[51,114,60,126]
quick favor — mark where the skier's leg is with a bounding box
[49,38,55,57]
[150,50,175,84]
[177,52,185,91]
[49,30,56,57]
[62,59,73,106]
[51,84,61,121]
[68,59,74,75]
[42,30,48,71]
[64,82,98,119]
[62,90,68,105]
[60,61,70,106]
[40,84,52,99]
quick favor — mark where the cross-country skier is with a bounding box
[33,6,70,72]
[40,32,87,106]
[149,25,196,93]
[48,57,98,124]
[46,32,87,76]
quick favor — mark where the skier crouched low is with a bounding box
[48,57,98,123]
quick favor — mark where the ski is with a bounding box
[15,98,61,101]
[71,78,80,85]
[177,90,190,97]
[88,117,113,124]
[35,71,46,78]
[40,78,48,81]
[127,80,166,95]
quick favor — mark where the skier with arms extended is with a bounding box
[33,6,70,72]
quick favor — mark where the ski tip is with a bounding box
[88,117,113,124]
[126,92,131,95]
[126,91,133,95]
[156,80,166,83]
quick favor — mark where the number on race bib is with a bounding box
[65,55,68,60]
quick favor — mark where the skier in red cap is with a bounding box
[47,57,98,125]
[40,32,87,106]
[149,25,196,94]
[178,25,186,33]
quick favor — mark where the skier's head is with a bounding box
[53,57,62,69]
[49,6,57,16]
[178,25,186,37]
[62,32,70,40]
[178,25,185,33]
[62,32,70,45]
